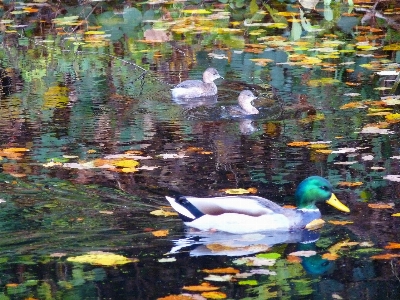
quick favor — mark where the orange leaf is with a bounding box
[201,291,227,299]
[328,220,354,225]
[384,242,400,249]
[368,203,394,209]
[151,230,169,237]
[322,253,339,260]
[183,282,220,292]
[157,295,194,300]
[202,267,240,274]
[282,205,296,209]
[286,255,302,263]
[246,187,258,194]
[6,283,18,287]
[370,253,400,260]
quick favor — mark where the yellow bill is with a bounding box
[326,193,350,212]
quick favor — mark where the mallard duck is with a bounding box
[171,68,223,99]
[165,176,350,234]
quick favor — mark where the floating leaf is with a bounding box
[286,255,302,263]
[224,188,250,195]
[158,257,177,263]
[305,218,325,230]
[201,291,227,299]
[322,253,339,260]
[183,283,220,292]
[150,209,178,217]
[287,141,311,147]
[238,280,258,286]
[182,9,211,14]
[384,175,400,182]
[256,253,281,259]
[384,242,400,249]
[338,182,363,187]
[370,253,400,260]
[67,251,137,266]
[152,230,169,237]
[203,274,233,282]
[202,267,239,274]
[392,213,400,217]
[367,203,394,209]
[232,256,276,266]
[157,295,194,300]
[288,250,316,257]
[328,220,354,225]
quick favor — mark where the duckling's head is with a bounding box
[294,176,350,212]
[203,68,223,83]
[238,90,259,115]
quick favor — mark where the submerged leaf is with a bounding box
[201,291,227,299]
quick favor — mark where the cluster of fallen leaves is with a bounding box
[42,147,213,174]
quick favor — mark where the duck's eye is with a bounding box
[320,185,330,191]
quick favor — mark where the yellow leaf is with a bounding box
[340,102,366,109]
[392,213,400,217]
[305,218,325,230]
[337,181,363,187]
[308,78,340,87]
[112,159,139,168]
[87,149,97,154]
[224,188,250,195]
[287,141,311,147]
[152,230,169,237]
[84,31,106,35]
[202,267,240,274]
[150,209,178,217]
[385,113,400,123]
[201,291,227,299]
[182,9,211,14]
[183,283,220,292]
[67,251,137,266]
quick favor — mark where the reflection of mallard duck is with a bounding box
[166,176,350,234]
[171,68,223,99]
[169,230,320,257]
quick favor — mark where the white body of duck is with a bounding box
[171,68,222,99]
[165,176,350,234]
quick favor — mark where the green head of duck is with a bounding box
[294,176,350,212]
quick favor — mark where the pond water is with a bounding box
[1,0,400,299]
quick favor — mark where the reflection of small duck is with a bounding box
[165,176,350,234]
[223,90,259,117]
[171,68,223,99]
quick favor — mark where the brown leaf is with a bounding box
[287,141,311,147]
[338,181,363,187]
[157,295,195,300]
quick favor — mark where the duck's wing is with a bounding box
[166,195,287,220]
[174,80,203,89]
